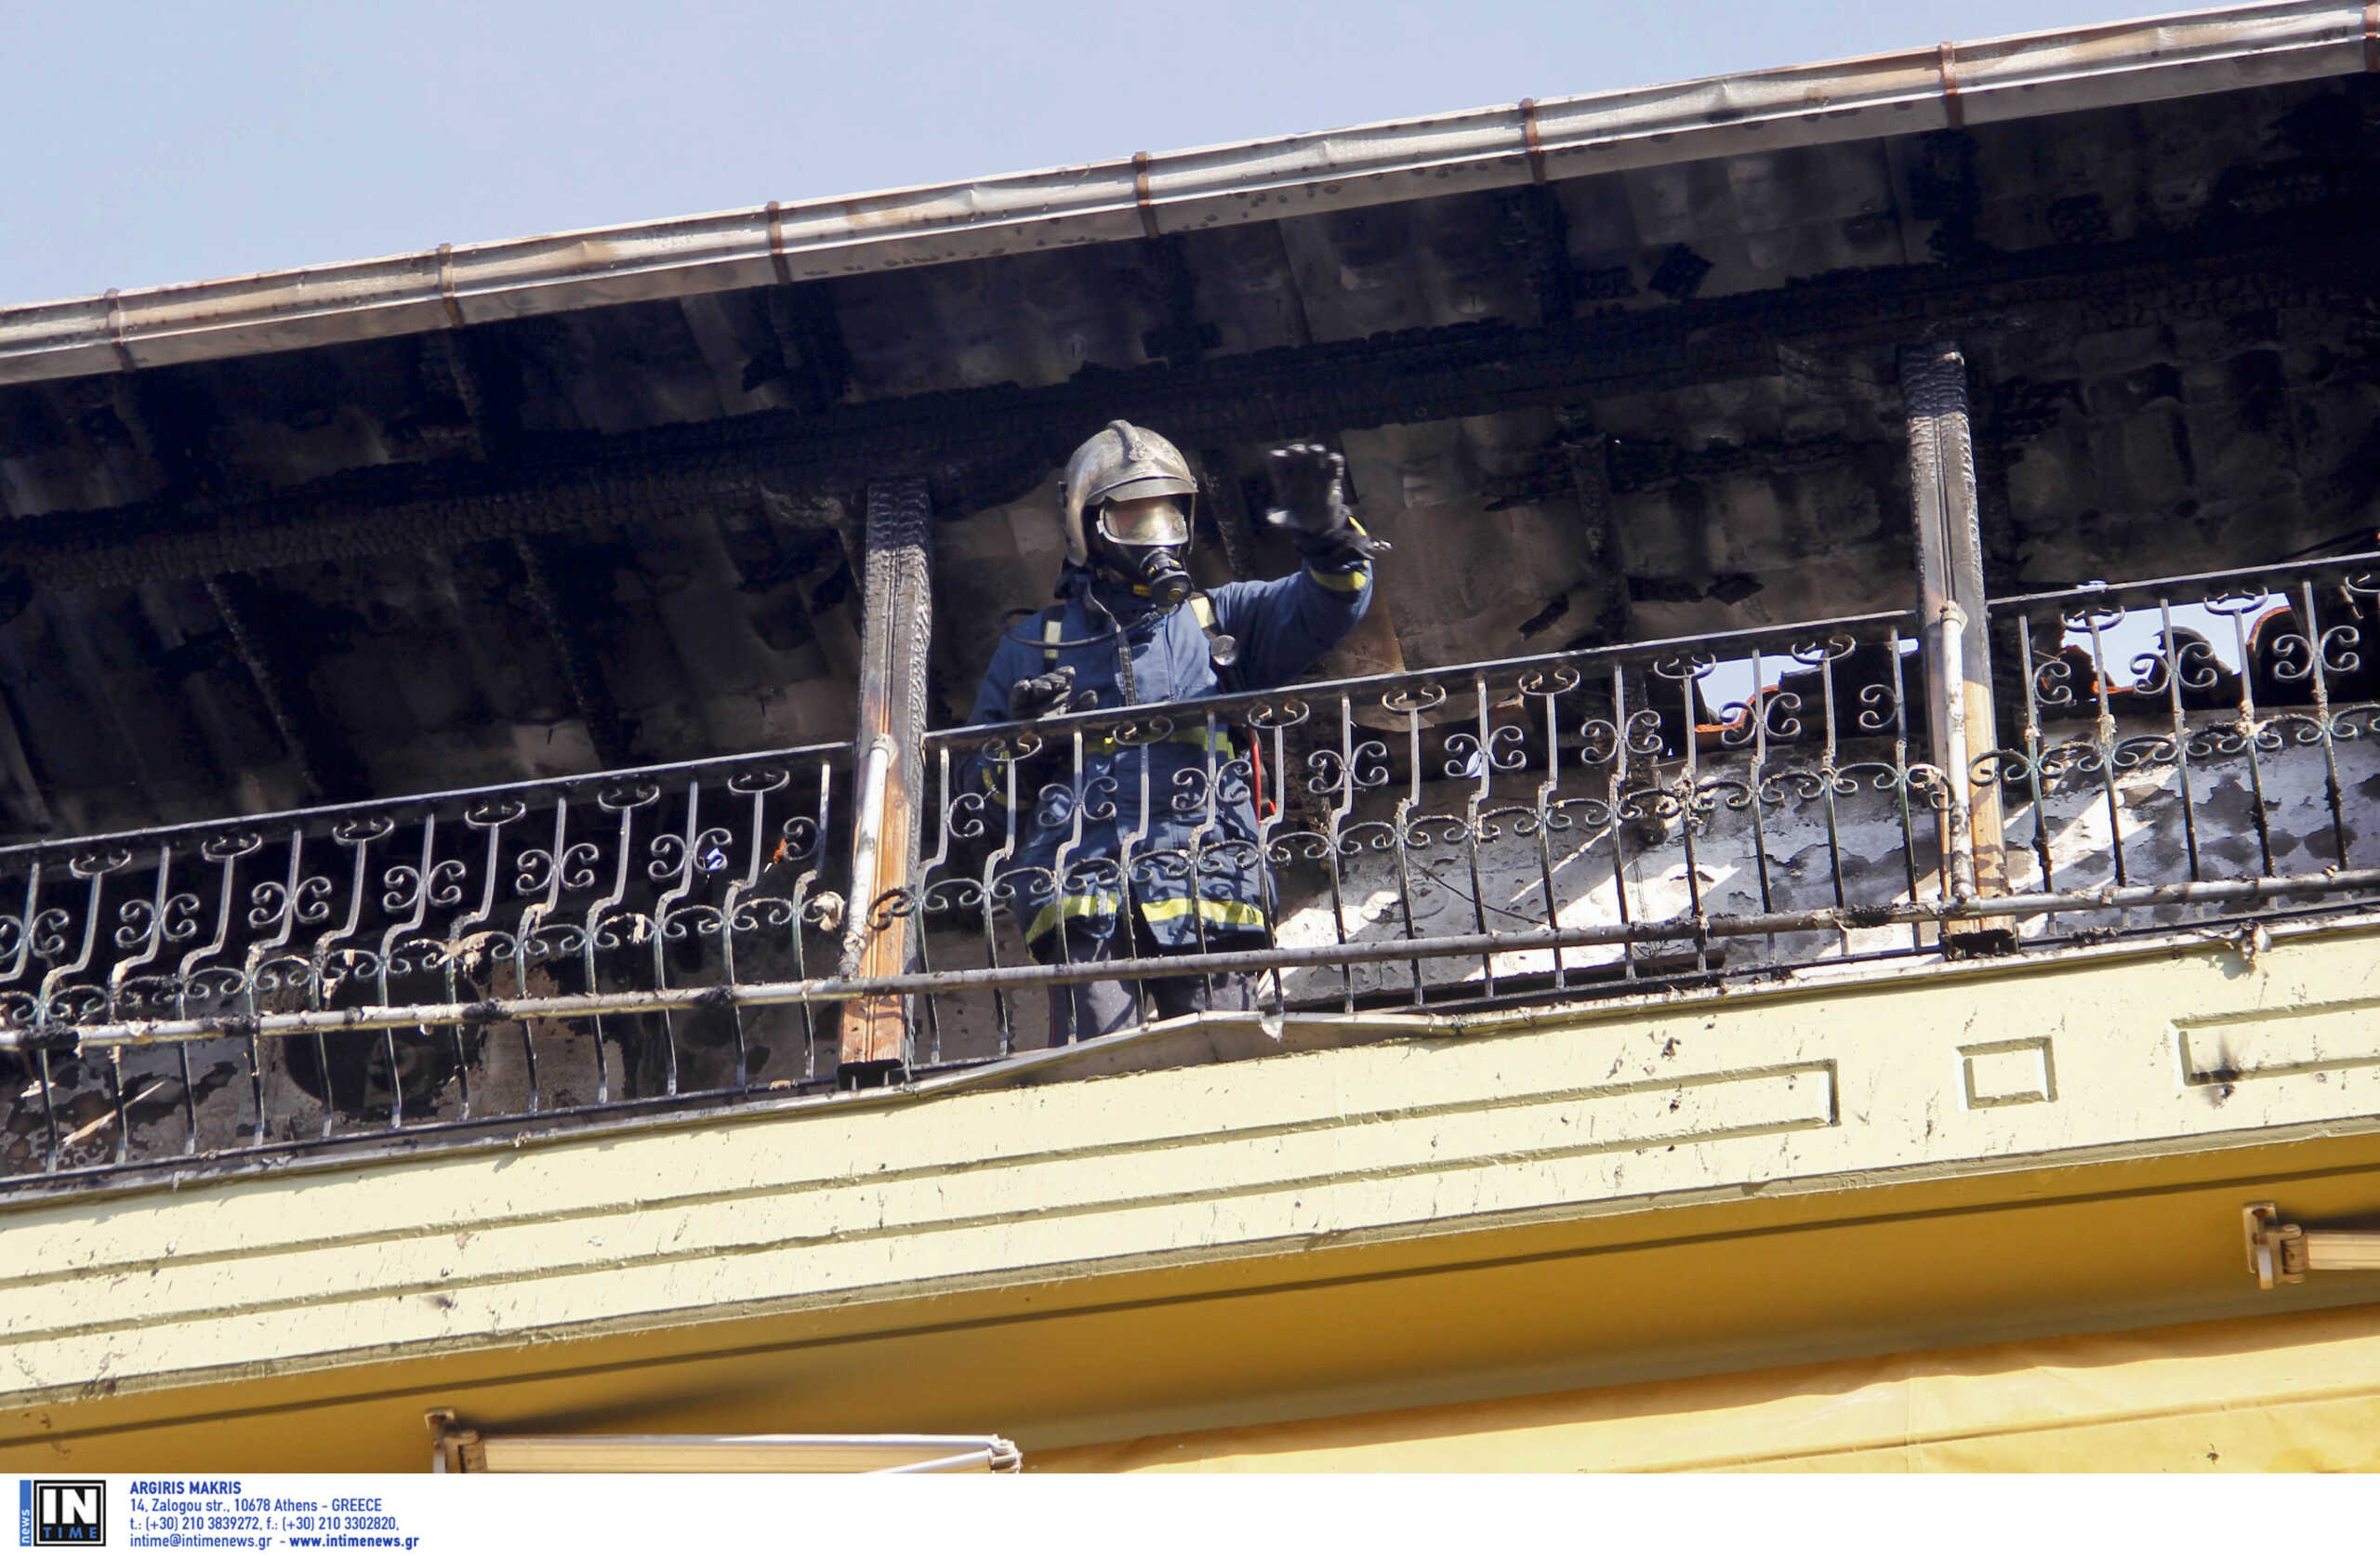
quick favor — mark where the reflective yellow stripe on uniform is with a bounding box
[1303,518,1373,592]
[1025,891,1121,945]
[1025,892,1265,943]
[1137,897,1270,930]
[1079,727,1236,758]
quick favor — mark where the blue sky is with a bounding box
[2,1,2160,308]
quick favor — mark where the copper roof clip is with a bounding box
[1937,40,1964,130]
[766,200,793,285]
[101,289,135,374]
[1520,98,1549,184]
[436,244,467,330]
[1131,152,1161,241]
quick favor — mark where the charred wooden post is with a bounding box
[510,536,632,770]
[838,476,933,1081]
[203,573,369,803]
[1196,449,1260,580]
[1901,341,2013,949]
[1558,411,1631,649]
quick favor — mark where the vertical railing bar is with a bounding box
[2158,597,2204,884]
[311,822,380,1140]
[242,1022,266,1148]
[2014,626,2056,933]
[35,1046,60,1173]
[1393,692,1426,1009]
[105,1042,129,1166]
[1883,632,1924,953]
[789,759,833,1077]
[377,816,438,1132]
[1813,643,1851,918]
[1604,666,1641,985]
[717,774,776,1092]
[175,1035,199,1158]
[2079,609,2130,889]
[1531,675,1568,991]
[443,805,515,1124]
[2300,581,2350,870]
[104,848,174,1155]
[642,782,701,1101]
[586,788,641,1106]
[240,827,307,1147]
[1465,672,1497,997]
[1187,711,1224,972]
[1745,643,1778,941]
[1115,725,1157,1024]
[182,834,250,1150]
[912,748,955,1068]
[1253,712,1291,1019]
[1328,696,1357,1015]
[2226,602,2277,877]
[976,750,1018,1058]
[1674,658,1710,977]
[987,756,1017,1057]
[1046,729,1091,1035]
[513,798,574,1116]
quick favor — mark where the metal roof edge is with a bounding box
[0,0,2364,389]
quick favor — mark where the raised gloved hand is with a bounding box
[1006,665,1099,721]
[1264,442,1389,565]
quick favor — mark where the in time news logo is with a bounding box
[19,1482,103,1547]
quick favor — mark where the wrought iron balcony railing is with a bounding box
[7,550,2380,1193]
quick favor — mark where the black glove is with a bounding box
[1264,443,1389,566]
[1006,665,1099,721]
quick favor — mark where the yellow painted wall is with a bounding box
[13,922,2380,1470]
[1034,1302,2380,1471]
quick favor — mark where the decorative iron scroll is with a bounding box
[0,744,850,1181]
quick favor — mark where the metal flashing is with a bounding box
[0,2,2366,387]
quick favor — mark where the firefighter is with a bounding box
[964,421,1381,1043]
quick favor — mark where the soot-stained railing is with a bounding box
[912,607,1948,1058]
[0,743,851,1187]
[9,553,2380,1192]
[1979,551,2380,913]
[901,550,2380,1057]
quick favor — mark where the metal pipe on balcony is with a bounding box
[20,865,2380,1053]
[841,734,895,972]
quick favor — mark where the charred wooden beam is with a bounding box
[757,283,853,415]
[203,573,369,803]
[838,476,933,1082]
[12,208,2379,593]
[1141,235,1216,366]
[1557,412,1631,649]
[1902,340,2012,947]
[1196,448,1260,580]
[509,535,633,769]
[0,683,54,837]
[416,332,490,463]
[1497,183,1578,327]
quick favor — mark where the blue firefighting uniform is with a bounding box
[965,552,1372,961]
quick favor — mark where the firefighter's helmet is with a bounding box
[1059,420,1199,569]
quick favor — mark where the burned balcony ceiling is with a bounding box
[4,69,2380,838]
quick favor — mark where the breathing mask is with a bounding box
[1092,494,1194,607]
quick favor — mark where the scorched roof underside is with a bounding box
[1,62,2376,838]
